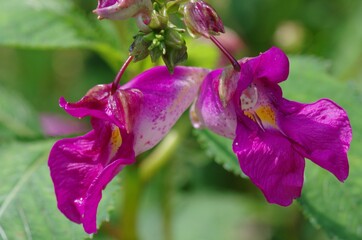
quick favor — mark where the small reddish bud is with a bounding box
[183,0,225,38]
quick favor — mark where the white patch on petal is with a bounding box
[240,82,278,129]
[240,84,258,111]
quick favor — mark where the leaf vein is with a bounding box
[0,151,48,219]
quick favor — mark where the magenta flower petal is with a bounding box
[98,0,118,8]
[48,131,134,226]
[190,69,237,138]
[82,157,129,233]
[59,84,110,120]
[278,98,351,181]
[49,65,209,233]
[246,46,289,84]
[49,132,99,224]
[94,0,152,20]
[193,47,351,206]
[233,124,305,206]
[123,66,210,154]
[60,84,143,134]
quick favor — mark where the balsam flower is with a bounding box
[191,47,352,206]
[48,66,209,233]
[93,0,152,21]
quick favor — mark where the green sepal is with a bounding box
[130,27,188,72]
[164,28,185,49]
[162,42,188,73]
[148,11,169,30]
[129,33,152,62]
[150,47,164,62]
[166,0,182,14]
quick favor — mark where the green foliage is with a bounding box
[331,2,362,81]
[194,130,241,176]
[0,85,42,140]
[0,139,121,240]
[0,0,124,69]
[0,140,86,240]
[186,37,219,69]
[0,83,121,239]
[223,0,359,56]
[139,191,294,240]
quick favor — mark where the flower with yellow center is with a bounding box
[191,47,352,206]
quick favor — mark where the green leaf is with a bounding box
[0,85,42,139]
[0,140,120,239]
[0,0,124,69]
[283,56,362,240]
[194,129,242,176]
[331,2,362,81]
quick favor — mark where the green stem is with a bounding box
[139,120,190,183]
[119,165,141,240]
[139,120,191,239]
[118,120,190,239]
[162,166,172,240]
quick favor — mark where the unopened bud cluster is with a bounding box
[94,0,225,71]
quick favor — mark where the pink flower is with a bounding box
[192,47,352,206]
[93,0,152,21]
[48,66,209,233]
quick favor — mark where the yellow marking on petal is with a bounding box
[243,105,277,129]
[240,83,278,129]
[254,105,277,127]
[244,111,254,120]
[110,126,123,159]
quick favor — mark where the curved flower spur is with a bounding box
[48,65,209,234]
[191,47,352,206]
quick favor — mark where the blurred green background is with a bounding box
[0,0,361,239]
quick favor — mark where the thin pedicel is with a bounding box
[210,35,240,72]
[111,55,135,94]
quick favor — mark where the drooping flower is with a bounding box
[93,0,152,23]
[191,47,352,206]
[48,66,209,233]
[183,0,225,38]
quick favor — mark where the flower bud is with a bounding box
[94,0,152,21]
[183,0,225,38]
